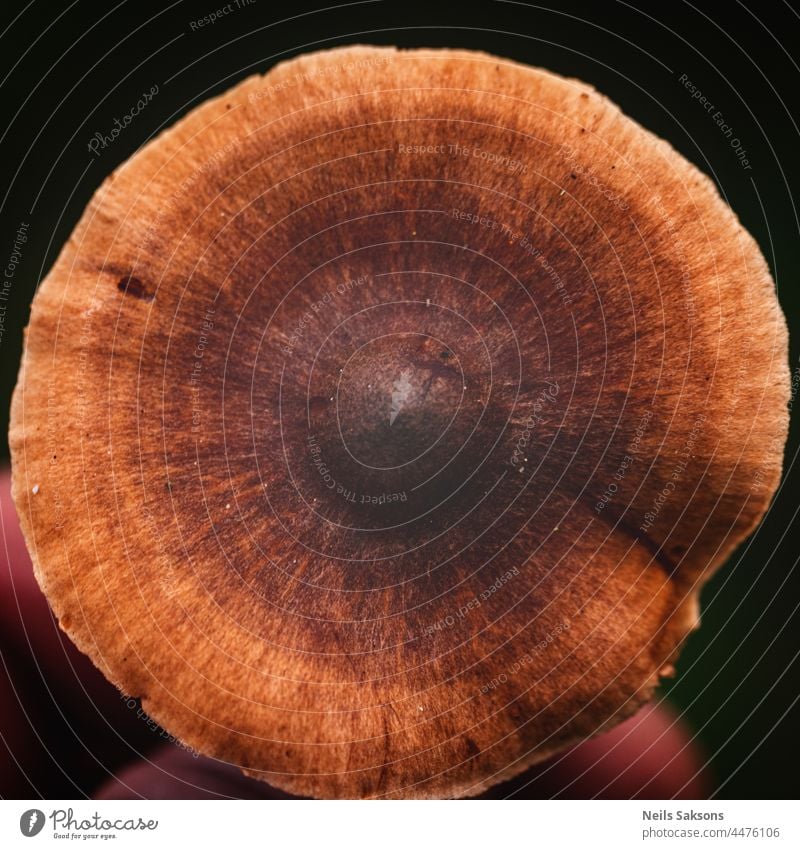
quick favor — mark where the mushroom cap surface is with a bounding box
[10,46,788,798]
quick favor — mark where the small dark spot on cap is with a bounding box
[118,275,154,302]
[308,396,329,417]
[570,173,577,179]
[464,737,480,758]
[440,350,451,359]
[580,92,589,100]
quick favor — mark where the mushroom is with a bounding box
[10,46,788,799]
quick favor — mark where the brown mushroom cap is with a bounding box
[10,46,788,798]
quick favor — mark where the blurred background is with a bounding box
[0,0,798,799]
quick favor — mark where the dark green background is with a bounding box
[1,0,797,798]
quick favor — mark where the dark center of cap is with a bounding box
[336,333,464,469]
